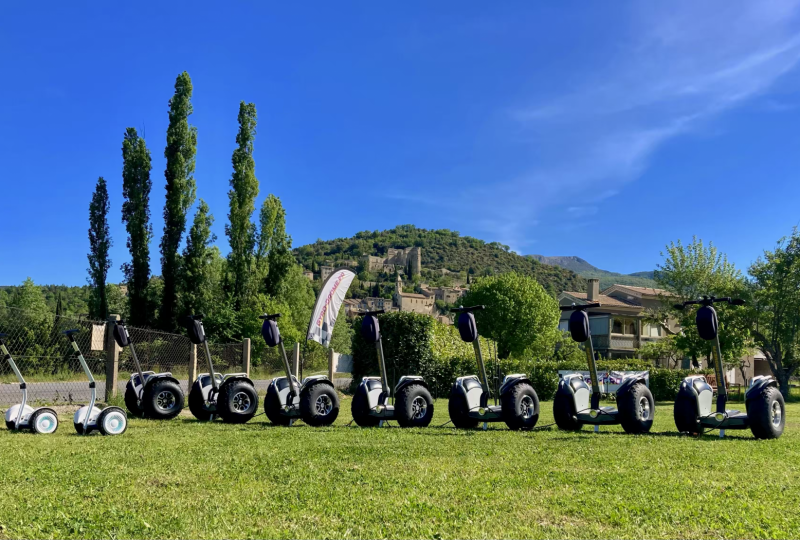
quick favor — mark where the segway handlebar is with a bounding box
[358,310,385,316]
[673,296,745,310]
[188,314,205,321]
[560,302,600,312]
[259,313,282,320]
[450,305,485,313]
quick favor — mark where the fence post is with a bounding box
[293,342,300,378]
[242,338,251,377]
[188,344,197,392]
[328,348,335,382]
[105,314,120,402]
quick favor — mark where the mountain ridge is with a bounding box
[527,255,657,290]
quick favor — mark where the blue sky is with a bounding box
[2,1,800,286]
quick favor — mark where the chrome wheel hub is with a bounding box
[772,400,782,426]
[156,391,176,411]
[232,392,251,413]
[315,394,333,415]
[104,412,126,434]
[411,396,427,419]
[639,396,651,421]
[520,396,535,419]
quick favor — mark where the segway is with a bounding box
[184,314,258,423]
[673,296,785,439]
[351,310,434,428]
[554,303,654,434]
[448,305,540,430]
[115,320,185,420]
[1,333,59,434]
[63,329,128,435]
[261,313,340,426]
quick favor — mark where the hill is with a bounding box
[294,225,585,296]
[528,255,657,290]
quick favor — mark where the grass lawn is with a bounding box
[0,397,798,539]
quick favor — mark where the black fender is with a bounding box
[219,375,255,393]
[557,375,584,397]
[675,379,700,415]
[300,377,335,398]
[745,377,778,402]
[616,375,648,398]
[395,377,429,395]
[499,375,532,397]
[142,374,182,395]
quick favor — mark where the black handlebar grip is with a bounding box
[451,305,486,313]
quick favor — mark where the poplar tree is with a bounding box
[159,72,197,331]
[225,102,259,309]
[121,128,154,327]
[179,200,217,317]
[87,176,112,320]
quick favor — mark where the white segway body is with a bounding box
[73,405,103,433]
[5,404,34,426]
[5,404,59,434]
[559,373,619,424]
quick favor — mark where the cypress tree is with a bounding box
[159,72,197,331]
[121,128,153,327]
[225,102,259,309]
[87,176,112,320]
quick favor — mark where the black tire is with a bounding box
[30,408,59,434]
[618,382,654,434]
[5,421,15,430]
[124,381,144,418]
[98,407,128,436]
[448,384,479,429]
[264,383,292,426]
[747,386,785,439]
[501,382,540,431]
[74,422,87,435]
[217,380,258,424]
[395,384,435,428]
[301,383,340,427]
[553,388,582,431]
[351,384,381,427]
[142,378,184,420]
[188,380,215,421]
[673,395,701,435]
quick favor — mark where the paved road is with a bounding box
[0,377,352,405]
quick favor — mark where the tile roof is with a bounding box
[562,291,642,308]
[603,285,674,297]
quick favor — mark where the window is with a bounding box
[612,318,623,334]
[558,321,568,332]
[646,323,662,337]
[613,318,636,335]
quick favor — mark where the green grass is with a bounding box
[0,399,798,539]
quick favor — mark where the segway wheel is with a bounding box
[98,407,128,436]
[448,384,479,429]
[553,389,582,431]
[217,380,259,424]
[351,384,381,427]
[747,386,785,439]
[30,408,59,434]
[618,382,654,434]
[5,421,15,430]
[124,381,144,418]
[301,383,340,427]
[264,383,292,426]
[673,395,701,435]
[501,382,540,430]
[143,379,184,420]
[395,384,434,428]
[188,380,214,421]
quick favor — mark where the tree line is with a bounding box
[86,72,314,344]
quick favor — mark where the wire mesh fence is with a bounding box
[0,306,247,405]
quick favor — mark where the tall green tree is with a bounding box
[255,194,294,297]
[178,200,218,319]
[746,228,800,396]
[159,72,197,331]
[655,237,750,367]
[460,272,560,359]
[121,128,154,327]
[225,102,259,309]
[87,176,112,320]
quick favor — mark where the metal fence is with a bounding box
[0,306,247,406]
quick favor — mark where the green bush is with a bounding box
[649,368,712,401]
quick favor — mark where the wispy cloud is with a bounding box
[454,2,800,248]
